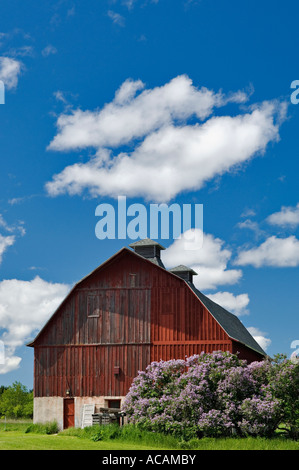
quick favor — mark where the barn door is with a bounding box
[63,398,75,429]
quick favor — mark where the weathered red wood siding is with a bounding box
[232,340,263,362]
[149,268,232,362]
[32,249,248,398]
[33,250,152,397]
[34,344,150,397]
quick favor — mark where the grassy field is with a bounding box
[0,420,299,450]
[0,431,159,450]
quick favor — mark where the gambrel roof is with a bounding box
[187,282,266,356]
[28,243,266,358]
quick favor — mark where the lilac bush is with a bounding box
[267,355,299,439]
[239,394,281,437]
[123,351,299,439]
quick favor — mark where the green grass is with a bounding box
[0,420,299,450]
[183,436,299,450]
[0,418,32,432]
[60,425,299,450]
[0,431,159,450]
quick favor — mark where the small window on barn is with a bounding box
[87,294,101,317]
[106,399,121,409]
[129,273,137,287]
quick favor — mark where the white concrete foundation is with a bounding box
[34,397,64,430]
[34,396,126,430]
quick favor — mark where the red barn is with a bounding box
[28,238,266,429]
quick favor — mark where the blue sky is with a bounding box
[0,0,299,389]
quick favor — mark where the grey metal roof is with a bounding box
[186,281,266,356]
[132,242,266,357]
[169,265,198,275]
[146,257,166,268]
[129,238,166,250]
[28,242,266,358]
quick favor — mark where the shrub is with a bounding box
[238,394,281,437]
[268,356,299,439]
[25,421,59,434]
[123,351,299,439]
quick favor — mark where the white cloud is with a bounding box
[8,45,34,57]
[237,219,260,232]
[206,291,250,316]
[236,218,266,240]
[122,0,137,8]
[234,235,299,267]
[0,56,22,89]
[0,213,26,236]
[107,10,125,26]
[240,208,256,218]
[67,6,75,17]
[0,215,13,232]
[0,276,70,374]
[121,0,158,9]
[163,230,251,317]
[45,75,285,202]
[48,75,244,152]
[0,234,15,263]
[0,355,22,374]
[246,327,271,351]
[267,202,299,228]
[163,229,242,291]
[42,44,57,57]
[53,90,68,104]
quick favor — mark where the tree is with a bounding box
[0,381,33,419]
[0,385,8,396]
[269,356,299,439]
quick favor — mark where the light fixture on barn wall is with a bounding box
[66,389,71,396]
